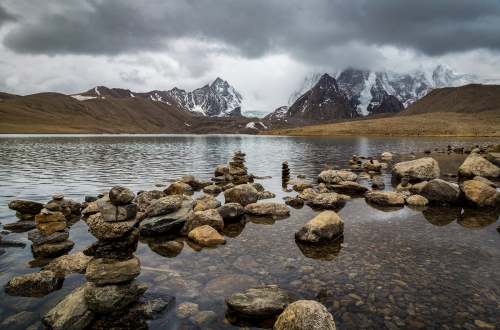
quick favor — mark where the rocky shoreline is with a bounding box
[1,144,499,329]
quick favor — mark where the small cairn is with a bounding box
[213,151,253,184]
[282,161,290,179]
[82,185,147,314]
[28,194,75,258]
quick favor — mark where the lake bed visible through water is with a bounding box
[0,135,499,329]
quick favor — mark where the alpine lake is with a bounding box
[0,134,499,330]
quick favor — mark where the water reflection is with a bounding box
[366,202,404,213]
[220,220,247,238]
[246,214,290,225]
[457,207,500,229]
[422,206,461,226]
[295,236,344,261]
[140,237,184,258]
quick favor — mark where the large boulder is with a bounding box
[44,252,92,277]
[392,157,440,181]
[139,206,193,236]
[87,213,138,240]
[109,185,135,205]
[487,152,500,167]
[306,193,348,209]
[225,284,295,318]
[244,202,290,216]
[84,280,148,313]
[295,211,344,243]
[298,188,318,201]
[458,154,500,180]
[317,170,357,184]
[86,255,141,285]
[217,203,245,220]
[8,200,44,214]
[163,182,184,196]
[460,180,500,208]
[224,184,259,206]
[4,270,63,298]
[409,181,428,195]
[420,179,461,205]
[274,300,336,330]
[365,191,405,206]
[83,228,139,259]
[187,225,226,246]
[42,286,95,330]
[180,209,224,236]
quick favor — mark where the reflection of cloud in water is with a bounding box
[296,236,343,261]
[422,206,461,226]
[457,208,500,230]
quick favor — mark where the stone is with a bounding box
[229,167,248,176]
[363,159,382,172]
[215,166,229,176]
[328,181,368,194]
[194,194,221,209]
[297,174,307,179]
[15,212,36,220]
[405,195,429,207]
[36,221,67,235]
[473,176,497,188]
[35,212,66,223]
[372,178,385,189]
[65,198,82,214]
[420,179,461,205]
[133,190,165,213]
[306,193,348,209]
[250,182,265,192]
[3,220,36,231]
[458,153,500,179]
[244,202,290,216]
[85,196,98,203]
[4,270,63,298]
[8,200,44,214]
[293,182,314,192]
[163,182,184,195]
[44,252,92,277]
[97,196,138,222]
[295,211,344,243]
[226,284,295,318]
[176,302,199,319]
[180,209,224,236]
[365,191,405,206]
[84,280,148,313]
[189,311,217,326]
[203,184,223,194]
[381,152,393,158]
[28,228,69,245]
[274,300,336,330]
[53,193,64,200]
[188,225,226,246]
[90,293,175,329]
[0,311,39,329]
[297,188,318,201]
[409,181,428,195]
[487,152,500,167]
[224,184,259,206]
[392,157,440,181]
[32,240,74,258]
[204,274,259,298]
[317,170,357,183]
[86,255,141,285]
[284,197,305,208]
[109,186,135,205]
[42,286,95,330]
[139,207,193,236]
[193,203,210,212]
[143,195,183,218]
[257,191,276,200]
[460,180,500,208]
[83,228,139,259]
[217,203,245,220]
[87,213,138,240]
[44,202,62,211]
[82,202,99,215]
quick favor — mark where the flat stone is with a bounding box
[86,255,141,285]
[36,221,67,235]
[8,200,44,214]
[133,190,166,213]
[109,185,135,205]
[83,228,139,259]
[27,228,68,245]
[139,207,193,236]
[306,193,348,209]
[4,270,63,298]
[15,212,36,220]
[217,203,245,220]
[226,284,295,317]
[82,202,99,215]
[87,213,138,240]
[35,212,66,223]
[32,240,74,258]
[244,202,290,216]
[274,300,336,330]
[3,220,36,231]
[295,211,344,243]
[405,195,429,207]
[180,209,224,236]
[365,191,405,206]
[42,286,95,330]
[84,280,148,313]
[328,181,369,194]
[188,225,226,246]
[318,170,357,183]
[143,195,183,218]
[44,252,92,277]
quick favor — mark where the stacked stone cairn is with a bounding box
[82,185,147,314]
[282,161,290,179]
[28,194,78,258]
[213,151,253,184]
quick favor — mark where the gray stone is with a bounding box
[487,152,500,167]
[83,228,139,259]
[180,209,224,236]
[244,202,290,216]
[84,280,148,313]
[143,195,183,218]
[372,178,385,189]
[3,220,36,231]
[420,179,461,205]
[295,211,344,243]
[226,284,295,317]
[87,213,138,240]
[28,228,69,245]
[203,185,223,194]
[133,190,165,213]
[86,255,141,285]
[82,201,99,215]
[317,170,357,184]
[4,270,63,298]
[32,240,74,258]
[139,207,193,236]
[458,153,500,179]
[224,184,259,206]
[297,188,318,201]
[392,157,440,181]
[217,203,245,220]
[328,181,368,194]
[109,185,135,205]
[274,300,336,330]
[306,193,348,209]
[42,286,95,330]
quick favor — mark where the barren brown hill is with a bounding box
[0,92,20,100]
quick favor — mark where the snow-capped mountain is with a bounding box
[166,78,243,117]
[264,106,288,120]
[288,72,324,106]
[288,65,499,115]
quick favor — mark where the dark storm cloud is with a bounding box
[2,0,500,61]
[0,3,17,27]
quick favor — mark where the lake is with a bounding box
[0,135,499,329]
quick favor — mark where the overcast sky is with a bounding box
[0,0,499,111]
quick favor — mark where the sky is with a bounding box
[0,0,499,112]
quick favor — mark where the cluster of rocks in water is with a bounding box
[2,146,500,329]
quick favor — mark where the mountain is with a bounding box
[288,72,324,105]
[242,110,270,118]
[264,106,288,120]
[286,73,359,121]
[288,65,500,116]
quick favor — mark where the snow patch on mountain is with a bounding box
[72,95,97,101]
[357,72,376,116]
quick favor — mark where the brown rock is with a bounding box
[86,255,141,285]
[109,185,135,205]
[163,182,184,195]
[36,221,67,235]
[32,240,74,257]
[35,212,66,223]
[244,202,290,216]
[180,209,224,236]
[365,191,405,206]
[295,211,344,243]
[44,252,92,277]
[87,213,138,240]
[188,225,226,246]
[274,300,336,330]
[460,180,500,208]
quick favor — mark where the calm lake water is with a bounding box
[0,134,499,329]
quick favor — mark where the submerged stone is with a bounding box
[4,270,63,298]
[274,300,336,330]
[86,255,141,285]
[32,240,74,258]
